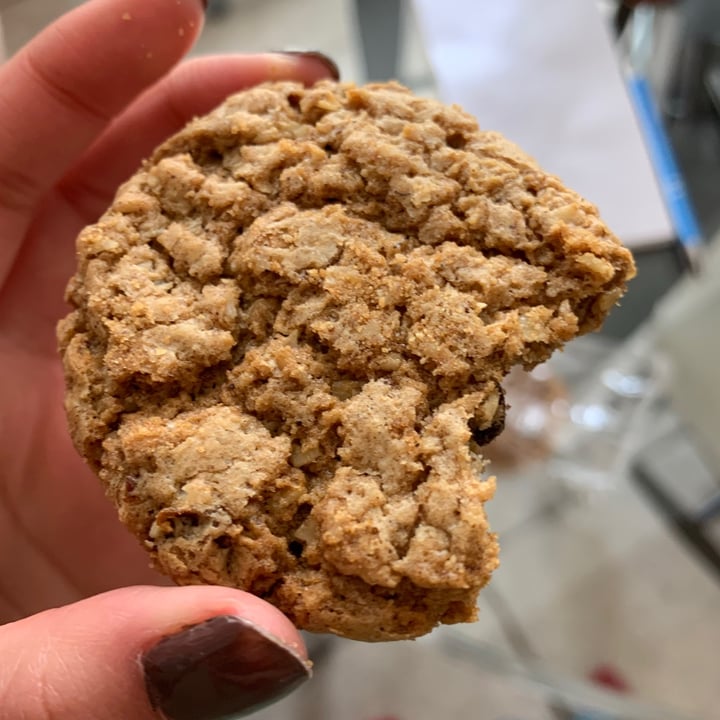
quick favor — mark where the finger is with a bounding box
[0,0,205,282]
[59,52,339,222]
[0,585,310,720]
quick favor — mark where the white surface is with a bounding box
[653,233,720,475]
[411,0,674,249]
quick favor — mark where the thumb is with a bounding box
[0,585,311,720]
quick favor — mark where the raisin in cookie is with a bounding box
[58,81,635,641]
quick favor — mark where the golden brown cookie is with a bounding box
[58,81,635,641]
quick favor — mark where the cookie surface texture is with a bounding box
[58,81,635,641]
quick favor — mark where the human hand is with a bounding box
[0,0,336,715]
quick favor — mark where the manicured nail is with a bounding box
[201,0,208,10]
[277,51,340,80]
[143,615,311,720]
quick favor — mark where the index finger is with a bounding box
[0,0,206,284]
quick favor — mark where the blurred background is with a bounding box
[2,1,720,719]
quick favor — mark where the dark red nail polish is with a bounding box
[278,51,340,81]
[143,615,310,720]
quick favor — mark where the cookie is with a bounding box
[58,81,635,641]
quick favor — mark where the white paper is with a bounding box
[411,0,674,249]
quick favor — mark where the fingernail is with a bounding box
[277,50,340,80]
[201,0,208,9]
[143,615,311,720]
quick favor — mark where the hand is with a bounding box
[0,0,335,716]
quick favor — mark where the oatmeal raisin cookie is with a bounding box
[58,81,635,641]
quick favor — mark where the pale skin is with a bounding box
[0,0,335,716]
